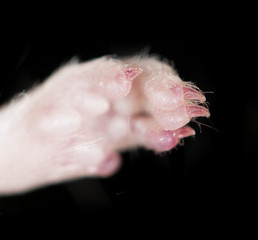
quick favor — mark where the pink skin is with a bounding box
[0,55,210,195]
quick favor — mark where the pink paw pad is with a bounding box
[30,104,82,139]
[146,130,178,152]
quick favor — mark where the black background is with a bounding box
[0,5,256,234]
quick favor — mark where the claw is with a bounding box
[147,126,195,152]
[186,105,210,118]
[176,126,195,138]
[124,65,143,80]
[183,85,206,102]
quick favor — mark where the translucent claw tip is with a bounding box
[124,65,143,80]
[186,105,210,119]
[176,126,195,138]
[183,85,206,102]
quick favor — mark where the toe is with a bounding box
[145,82,185,111]
[131,116,196,152]
[153,105,190,131]
[132,116,179,152]
[90,57,143,99]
